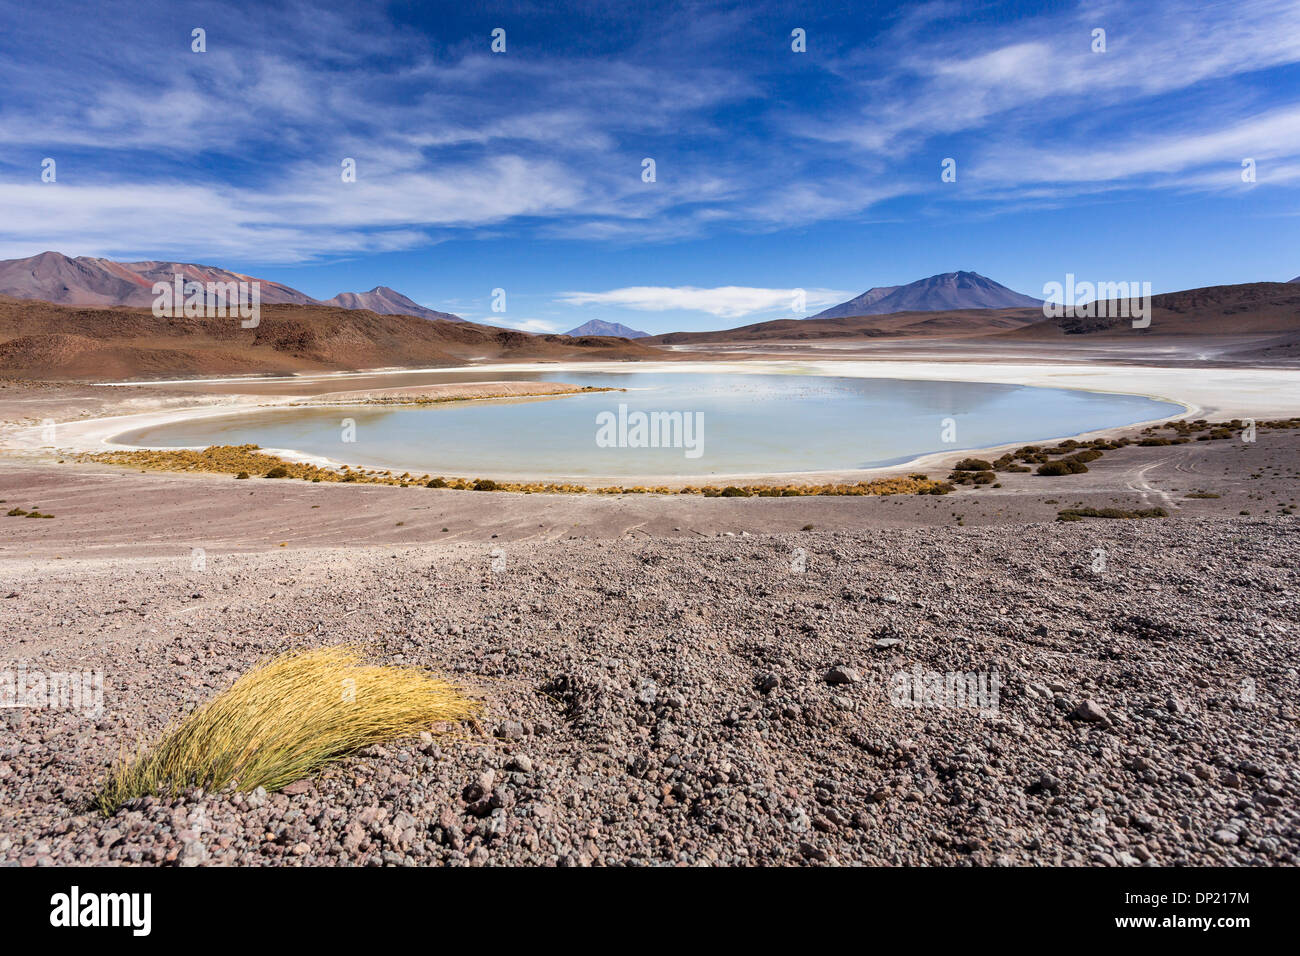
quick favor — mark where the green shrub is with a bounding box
[953,458,992,471]
[1056,507,1167,521]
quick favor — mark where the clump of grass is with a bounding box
[1056,506,1167,522]
[96,646,480,815]
[1037,460,1089,476]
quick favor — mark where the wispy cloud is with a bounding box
[0,0,1297,266]
[559,286,850,319]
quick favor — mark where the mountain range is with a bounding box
[0,297,653,379]
[812,271,1043,318]
[564,319,649,338]
[0,252,463,322]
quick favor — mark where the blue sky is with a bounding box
[1,0,1298,333]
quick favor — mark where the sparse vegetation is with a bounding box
[77,445,955,497]
[7,506,53,518]
[96,646,481,814]
[1056,507,1167,522]
[1036,460,1088,476]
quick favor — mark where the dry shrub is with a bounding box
[97,646,480,813]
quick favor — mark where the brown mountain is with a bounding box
[812,271,1041,318]
[0,297,655,380]
[0,251,317,308]
[998,282,1300,339]
[0,252,464,322]
[645,306,1043,346]
[564,319,650,338]
[323,286,462,322]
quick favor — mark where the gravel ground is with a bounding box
[1,516,1297,866]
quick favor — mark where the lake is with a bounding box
[113,369,1181,480]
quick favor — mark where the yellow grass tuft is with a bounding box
[77,445,956,496]
[96,646,481,814]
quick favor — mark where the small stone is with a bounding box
[1071,700,1108,723]
[178,839,207,867]
[825,665,861,685]
[495,720,525,740]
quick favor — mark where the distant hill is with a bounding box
[564,319,649,338]
[645,306,1043,346]
[0,252,463,322]
[998,282,1300,339]
[323,286,462,322]
[813,271,1041,318]
[0,298,655,380]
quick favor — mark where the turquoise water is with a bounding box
[115,370,1180,479]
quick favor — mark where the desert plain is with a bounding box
[1,287,1298,867]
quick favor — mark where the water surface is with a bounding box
[115,370,1180,479]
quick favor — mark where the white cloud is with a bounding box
[559,286,851,319]
[478,317,562,334]
[969,105,1300,188]
[0,0,1298,262]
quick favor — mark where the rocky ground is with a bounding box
[1,512,1297,866]
[1,379,1297,867]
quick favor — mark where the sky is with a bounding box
[1,0,1298,333]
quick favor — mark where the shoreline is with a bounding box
[4,359,1298,487]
